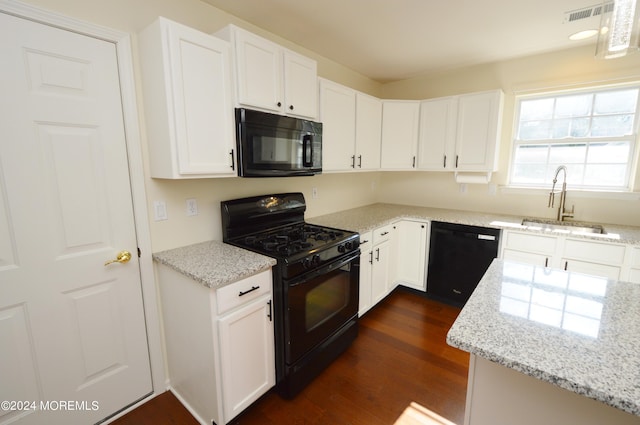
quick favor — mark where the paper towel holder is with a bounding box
[454,171,492,184]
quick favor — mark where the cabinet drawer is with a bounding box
[563,238,626,265]
[630,246,640,268]
[563,259,621,280]
[373,224,393,245]
[217,270,272,315]
[503,231,557,255]
[359,231,373,249]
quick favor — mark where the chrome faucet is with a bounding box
[548,165,574,221]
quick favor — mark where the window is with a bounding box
[510,85,640,191]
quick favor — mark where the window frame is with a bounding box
[508,83,640,192]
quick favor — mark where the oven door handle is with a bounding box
[286,251,360,287]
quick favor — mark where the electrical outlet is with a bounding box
[153,201,168,221]
[186,198,198,216]
[312,187,318,199]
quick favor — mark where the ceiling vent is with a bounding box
[564,2,614,23]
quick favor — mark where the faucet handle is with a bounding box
[548,191,555,208]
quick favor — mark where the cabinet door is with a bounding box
[355,92,382,170]
[167,23,235,176]
[319,79,356,171]
[380,101,420,169]
[502,249,551,268]
[417,97,457,170]
[218,295,275,423]
[455,90,503,172]
[371,241,390,304]
[139,18,235,178]
[561,259,622,280]
[283,50,318,119]
[394,221,428,291]
[234,29,282,113]
[358,231,374,316]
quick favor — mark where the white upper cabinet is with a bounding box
[319,79,382,172]
[381,100,420,170]
[355,92,382,170]
[417,97,457,170]
[139,17,236,178]
[319,79,356,171]
[455,90,504,172]
[217,25,318,119]
[417,90,504,172]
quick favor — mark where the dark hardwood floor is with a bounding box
[111,288,469,425]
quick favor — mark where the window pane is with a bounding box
[520,98,554,120]
[514,144,548,163]
[584,164,627,186]
[519,120,551,140]
[512,163,546,184]
[548,144,586,164]
[587,142,630,163]
[555,94,592,118]
[593,89,638,115]
[591,114,634,136]
[551,117,590,138]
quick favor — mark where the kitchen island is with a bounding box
[447,259,640,425]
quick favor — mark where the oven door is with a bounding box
[284,252,359,364]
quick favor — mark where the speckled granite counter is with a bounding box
[447,258,640,417]
[153,240,276,288]
[308,203,640,244]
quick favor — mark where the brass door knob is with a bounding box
[104,250,132,266]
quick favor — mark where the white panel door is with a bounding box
[319,79,356,171]
[0,12,151,425]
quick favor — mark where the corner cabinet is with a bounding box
[138,17,236,178]
[417,90,504,172]
[216,24,318,119]
[392,220,428,291]
[156,264,275,425]
[380,100,420,170]
[319,79,382,172]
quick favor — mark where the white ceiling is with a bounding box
[201,0,607,83]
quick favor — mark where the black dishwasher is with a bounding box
[427,221,500,306]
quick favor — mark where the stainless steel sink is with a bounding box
[521,218,605,234]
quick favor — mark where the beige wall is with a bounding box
[17,0,640,252]
[378,44,640,228]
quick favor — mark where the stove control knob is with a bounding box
[312,254,321,266]
[302,257,312,269]
[345,241,353,250]
[337,244,346,253]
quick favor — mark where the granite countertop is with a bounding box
[153,240,276,289]
[447,258,640,416]
[308,203,640,244]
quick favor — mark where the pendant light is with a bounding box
[595,0,640,58]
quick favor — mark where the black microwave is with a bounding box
[235,108,322,177]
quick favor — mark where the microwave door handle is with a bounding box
[303,135,313,167]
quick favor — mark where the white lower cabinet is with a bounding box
[371,240,391,305]
[358,231,373,316]
[392,220,428,291]
[629,247,640,284]
[361,225,393,310]
[500,230,631,282]
[156,265,274,425]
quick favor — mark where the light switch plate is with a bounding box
[153,201,168,221]
[186,198,198,216]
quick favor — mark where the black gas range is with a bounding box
[221,193,360,398]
